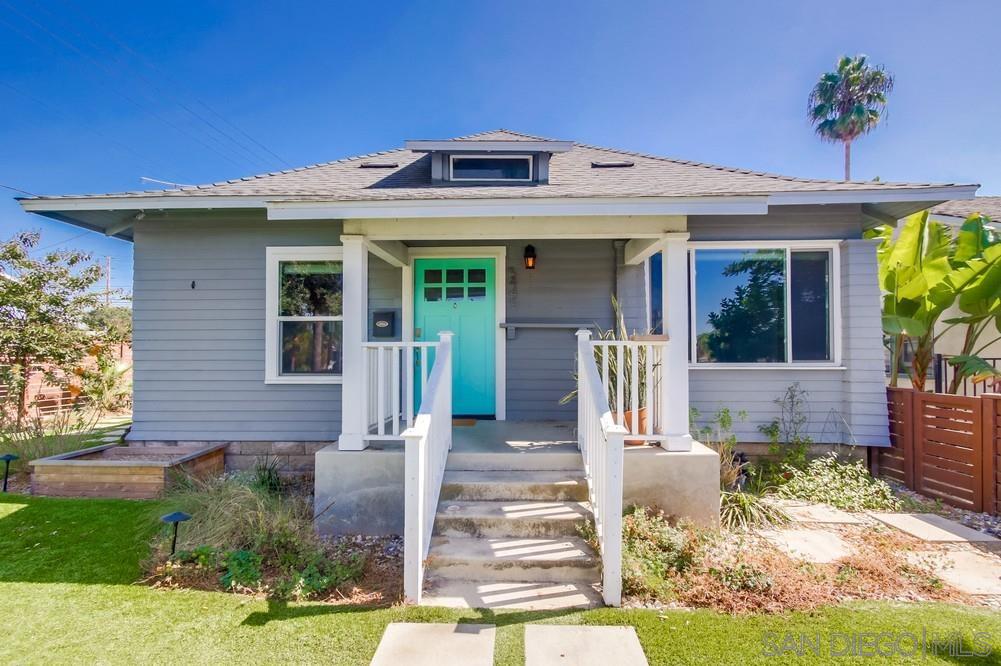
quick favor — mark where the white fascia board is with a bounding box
[19,196,269,212]
[267,196,769,220]
[767,185,978,206]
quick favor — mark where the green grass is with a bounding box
[4,420,129,474]
[2,495,1001,665]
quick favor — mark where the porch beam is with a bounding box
[623,237,663,265]
[338,235,369,451]
[366,239,409,267]
[660,232,693,452]
[344,215,686,240]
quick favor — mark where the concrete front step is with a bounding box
[440,470,589,502]
[446,450,584,472]
[426,535,600,583]
[434,500,592,538]
[422,579,603,610]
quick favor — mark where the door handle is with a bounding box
[415,327,422,337]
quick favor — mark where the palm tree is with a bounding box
[808,55,894,181]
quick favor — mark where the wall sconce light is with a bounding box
[523,245,537,270]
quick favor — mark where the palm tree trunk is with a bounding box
[843,141,852,181]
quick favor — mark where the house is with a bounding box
[18,129,977,606]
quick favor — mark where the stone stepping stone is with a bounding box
[525,625,648,666]
[905,550,1001,596]
[869,513,1001,550]
[759,527,853,563]
[370,623,495,666]
[777,501,864,525]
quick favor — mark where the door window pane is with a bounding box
[281,321,342,374]
[424,287,442,302]
[468,269,486,283]
[791,251,831,361]
[446,269,465,283]
[468,286,486,300]
[694,249,786,363]
[446,287,465,301]
[424,269,442,284]
[279,261,342,316]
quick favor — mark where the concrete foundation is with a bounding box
[314,437,721,536]
[314,442,405,535]
[623,442,720,529]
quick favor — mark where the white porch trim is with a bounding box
[403,246,507,420]
[343,215,686,241]
[338,235,369,450]
[660,232,693,451]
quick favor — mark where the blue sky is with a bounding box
[2,0,999,296]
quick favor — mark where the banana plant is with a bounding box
[869,211,954,388]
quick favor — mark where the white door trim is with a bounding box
[403,246,507,420]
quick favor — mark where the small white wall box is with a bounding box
[372,310,396,338]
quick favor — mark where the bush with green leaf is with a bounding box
[617,506,699,599]
[152,474,364,600]
[777,453,901,511]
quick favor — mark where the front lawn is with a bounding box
[2,495,1000,665]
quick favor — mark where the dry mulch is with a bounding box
[625,522,971,615]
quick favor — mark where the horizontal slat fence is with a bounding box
[877,388,1000,514]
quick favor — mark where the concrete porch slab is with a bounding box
[759,527,853,563]
[869,513,1001,549]
[525,625,648,666]
[905,550,1001,596]
[370,623,495,666]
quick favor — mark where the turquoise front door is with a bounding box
[414,258,496,416]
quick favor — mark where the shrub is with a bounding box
[221,549,263,590]
[710,563,774,593]
[776,453,901,511]
[619,506,699,599]
[252,456,284,495]
[719,491,788,531]
[152,474,365,600]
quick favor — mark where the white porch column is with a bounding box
[339,235,369,451]
[660,232,693,451]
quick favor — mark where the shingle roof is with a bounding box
[25,129,974,202]
[931,196,1001,220]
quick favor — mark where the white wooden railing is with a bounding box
[575,330,628,606]
[591,338,667,443]
[362,340,439,440]
[401,331,453,604]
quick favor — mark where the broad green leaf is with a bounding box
[882,314,927,337]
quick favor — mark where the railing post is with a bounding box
[934,353,944,394]
[603,427,625,607]
[576,329,592,449]
[982,394,1000,516]
[403,429,426,604]
[659,233,693,451]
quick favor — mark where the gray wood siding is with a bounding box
[129,213,344,441]
[685,209,889,445]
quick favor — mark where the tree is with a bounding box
[84,304,132,350]
[0,232,103,424]
[808,55,894,181]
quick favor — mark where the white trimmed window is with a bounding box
[449,154,533,181]
[265,246,344,384]
[688,241,841,366]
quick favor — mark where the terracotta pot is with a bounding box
[612,406,649,446]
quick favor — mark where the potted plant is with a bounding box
[560,296,663,445]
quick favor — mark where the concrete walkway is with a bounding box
[370,623,649,665]
[525,625,648,666]
[370,623,495,666]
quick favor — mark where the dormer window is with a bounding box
[450,155,533,182]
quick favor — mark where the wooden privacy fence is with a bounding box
[876,388,1000,515]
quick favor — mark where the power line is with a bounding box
[0,1,257,171]
[39,0,290,170]
[0,182,37,196]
